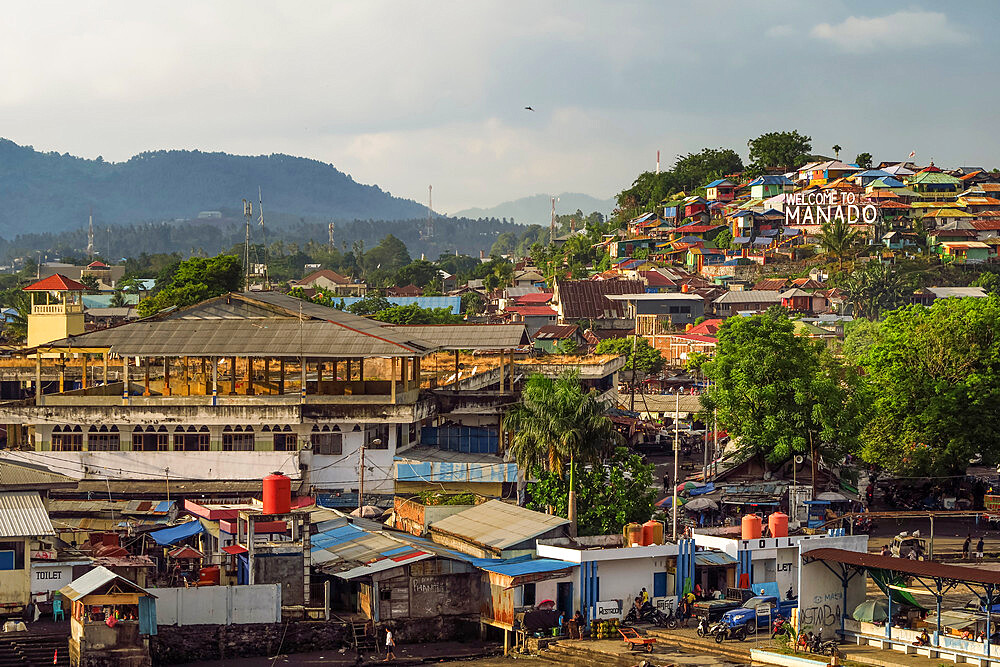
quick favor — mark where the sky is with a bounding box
[2,1,998,214]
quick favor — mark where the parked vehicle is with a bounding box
[696,616,712,637]
[623,601,669,627]
[717,596,797,639]
[890,532,926,559]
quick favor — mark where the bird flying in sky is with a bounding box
[524,106,534,111]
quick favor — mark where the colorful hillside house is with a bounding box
[705,179,737,202]
[748,175,794,200]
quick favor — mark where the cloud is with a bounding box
[810,9,970,51]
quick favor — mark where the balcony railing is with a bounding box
[32,303,83,315]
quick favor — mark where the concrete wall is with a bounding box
[0,537,30,608]
[253,554,303,606]
[153,584,282,626]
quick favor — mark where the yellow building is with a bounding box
[25,274,86,348]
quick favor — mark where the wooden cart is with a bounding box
[619,627,656,653]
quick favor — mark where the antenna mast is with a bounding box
[258,187,268,289]
[328,222,335,251]
[87,209,95,259]
[424,185,434,240]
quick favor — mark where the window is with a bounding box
[365,424,389,450]
[522,583,536,606]
[311,432,342,456]
[133,432,169,451]
[174,432,210,451]
[274,433,298,452]
[379,588,392,601]
[0,541,25,571]
[222,433,255,451]
[52,433,83,452]
[87,433,120,451]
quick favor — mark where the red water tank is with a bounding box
[641,520,664,546]
[741,514,762,540]
[768,512,788,538]
[262,472,291,515]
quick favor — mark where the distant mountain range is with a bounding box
[454,192,615,224]
[0,139,430,238]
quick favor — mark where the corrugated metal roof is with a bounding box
[40,318,435,357]
[695,551,738,566]
[802,548,1000,586]
[0,460,76,490]
[0,491,55,538]
[60,565,154,601]
[385,324,529,350]
[713,290,783,305]
[429,500,568,550]
[556,279,645,320]
[473,557,576,578]
[334,295,462,314]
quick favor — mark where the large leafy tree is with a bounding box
[594,336,665,374]
[503,371,623,534]
[816,218,862,270]
[701,311,864,469]
[747,130,812,174]
[136,254,242,317]
[843,262,911,320]
[856,296,1000,475]
[528,447,656,537]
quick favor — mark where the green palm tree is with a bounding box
[843,262,909,320]
[2,291,30,343]
[503,370,622,534]
[816,218,861,270]
[832,144,842,160]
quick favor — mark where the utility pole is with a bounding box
[328,222,335,251]
[549,196,558,243]
[672,390,680,541]
[87,209,95,259]
[357,444,366,512]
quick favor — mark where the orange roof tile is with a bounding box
[23,274,88,291]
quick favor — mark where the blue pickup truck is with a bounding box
[714,596,797,641]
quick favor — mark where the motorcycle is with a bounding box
[624,601,670,627]
[770,616,787,639]
[696,616,712,637]
[713,621,747,643]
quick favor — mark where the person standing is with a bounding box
[384,628,396,662]
[963,534,972,560]
[641,587,649,605]
[977,536,985,559]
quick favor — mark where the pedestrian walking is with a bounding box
[963,534,972,560]
[640,587,649,605]
[977,537,985,559]
[384,628,396,662]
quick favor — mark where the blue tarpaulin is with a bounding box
[149,520,204,546]
[689,482,715,496]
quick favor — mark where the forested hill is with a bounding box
[0,139,429,236]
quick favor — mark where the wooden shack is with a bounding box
[59,566,156,667]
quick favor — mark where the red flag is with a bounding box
[908,151,916,158]
[53,649,57,664]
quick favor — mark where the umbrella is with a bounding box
[816,491,849,502]
[676,481,700,493]
[350,505,384,519]
[684,497,719,512]
[656,496,685,508]
[852,599,889,622]
[537,600,555,610]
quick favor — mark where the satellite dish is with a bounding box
[794,455,804,464]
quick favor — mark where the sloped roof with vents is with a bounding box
[429,499,569,551]
[556,279,645,320]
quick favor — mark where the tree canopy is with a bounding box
[595,336,665,374]
[702,310,864,465]
[136,254,242,317]
[747,130,812,174]
[527,447,656,536]
[855,296,1000,475]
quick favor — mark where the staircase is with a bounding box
[645,627,754,662]
[0,633,69,667]
[350,620,377,655]
[537,641,642,667]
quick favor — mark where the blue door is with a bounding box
[653,572,667,598]
[138,596,157,636]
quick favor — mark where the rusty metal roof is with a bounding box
[428,499,568,551]
[0,459,76,490]
[802,548,1000,585]
[0,491,55,538]
[59,565,154,601]
[385,324,529,350]
[556,279,645,320]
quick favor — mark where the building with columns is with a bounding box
[5,291,531,497]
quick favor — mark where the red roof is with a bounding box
[534,324,579,340]
[87,261,110,268]
[877,201,911,209]
[753,278,789,291]
[673,223,722,234]
[167,545,204,559]
[222,544,248,555]
[687,318,724,335]
[972,220,1000,230]
[976,210,1000,218]
[295,269,351,286]
[509,305,557,317]
[666,333,718,344]
[514,292,553,304]
[639,270,677,288]
[23,274,88,291]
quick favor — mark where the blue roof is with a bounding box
[732,210,757,218]
[858,169,891,178]
[732,236,751,244]
[695,551,738,566]
[334,296,461,314]
[149,520,204,546]
[873,177,905,187]
[706,179,734,188]
[82,294,140,308]
[471,556,576,577]
[748,175,793,186]
[630,212,656,224]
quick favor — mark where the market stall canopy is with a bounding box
[684,497,719,512]
[149,520,204,546]
[853,599,889,622]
